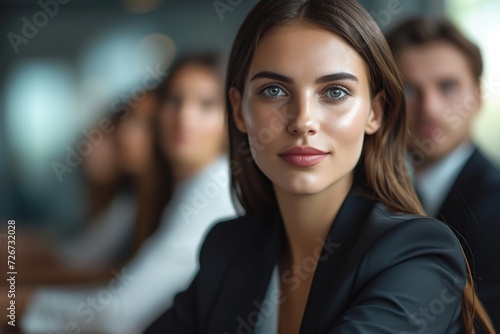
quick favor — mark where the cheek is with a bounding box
[243,99,288,146]
[243,99,269,132]
[456,88,479,116]
[404,99,421,125]
[406,100,417,117]
[197,112,225,142]
[324,102,368,149]
[246,116,283,160]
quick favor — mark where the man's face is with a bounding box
[396,41,481,168]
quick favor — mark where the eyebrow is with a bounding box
[316,72,358,84]
[250,71,359,84]
[250,71,293,83]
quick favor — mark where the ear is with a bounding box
[365,92,384,135]
[229,87,247,133]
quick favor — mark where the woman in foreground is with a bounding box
[145,0,494,333]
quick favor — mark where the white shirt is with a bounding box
[413,142,475,216]
[254,265,280,334]
[21,156,237,334]
[56,192,136,270]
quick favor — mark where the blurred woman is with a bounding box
[56,88,163,272]
[18,51,236,333]
[17,92,160,284]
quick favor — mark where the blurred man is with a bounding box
[387,18,500,329]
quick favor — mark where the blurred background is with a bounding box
[0,0,499,236]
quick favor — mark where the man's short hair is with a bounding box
[386,18,483,82]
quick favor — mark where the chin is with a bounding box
[273,175,331,196]
[167,149,193,162]
[432,147,455,161]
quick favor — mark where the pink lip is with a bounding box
[278,146,329,167]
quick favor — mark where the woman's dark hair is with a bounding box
[158,51,227,101]
[81,113,122,222]
[120,88,162,260]
[224,0,494,332]
[386,18,483,82]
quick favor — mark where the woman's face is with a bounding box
[230,22,383,195]
[160,64,225,169]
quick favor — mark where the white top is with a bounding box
[56,192,136,270]
[21,156,237,334]
[413,141,474,216]
[254,264,280,334]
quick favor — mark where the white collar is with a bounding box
[413,141,474,216]
[172,155,230,199]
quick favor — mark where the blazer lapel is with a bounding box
[207,212,285,334]
[206,188,375,334]
[437,148,481,272]
[299,189,376,333]
[437,149,480,226]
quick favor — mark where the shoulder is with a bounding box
[455,149,500,221]
[202,214,260,242]
[464,149,500,193]
[366,203,461,242]
[336,203,466,333]
[355,203,466,279]
[198,213,269,261]
[476,154,500,198]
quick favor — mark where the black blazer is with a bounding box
[436,148,500,330]
[145,189,466,333]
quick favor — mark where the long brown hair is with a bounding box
[116,88,166,260]
[225,0,494,332]
[81,114,122,222]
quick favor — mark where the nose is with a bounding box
[419,89,444,121]
[287,96,320,136]
[176,102,197,128]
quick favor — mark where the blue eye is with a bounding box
[260,85,286,98]
[327,88,346,99]
[324,85,350,101]
[440,80,457,95]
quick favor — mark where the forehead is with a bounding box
[396,41,475,84]
[167,64,222,99]
[248,22,368,83]
[170,64,219,87]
